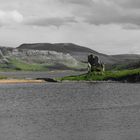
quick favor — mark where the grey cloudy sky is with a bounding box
[0,0,140,54]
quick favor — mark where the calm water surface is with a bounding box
[0,82,140,140]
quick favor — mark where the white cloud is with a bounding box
[0,10,23,26]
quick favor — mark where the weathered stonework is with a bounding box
[88,54,105,73]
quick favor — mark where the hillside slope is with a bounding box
[0,43,139,71]
[18,43,140,70]
[18,43,95,53]
[18,43,118,65]
[0,46,86,71]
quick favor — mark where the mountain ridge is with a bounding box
[18,43,98,54]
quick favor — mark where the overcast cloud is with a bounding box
[0,10,23,26]
[26,17,77,27]
[0,0,140,54]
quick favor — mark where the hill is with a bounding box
[18,43,95,53]
[0,43,139,71]
[18,43,140,70]
[0,45,87,71]
[18,43,118,65]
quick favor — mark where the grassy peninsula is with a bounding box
[61,69,140,82]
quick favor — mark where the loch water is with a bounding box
[0,82,139,140]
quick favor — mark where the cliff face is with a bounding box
[0,47,85,70]
[9,49,79,66]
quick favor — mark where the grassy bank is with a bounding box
[61,69,140,82]
[0,76,7,80]
[0,59,48,71]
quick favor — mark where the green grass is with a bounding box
[61,69,140,81]
[0,59,48,71]
[0,76,7,79]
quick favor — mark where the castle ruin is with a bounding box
[88,54,105,73]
